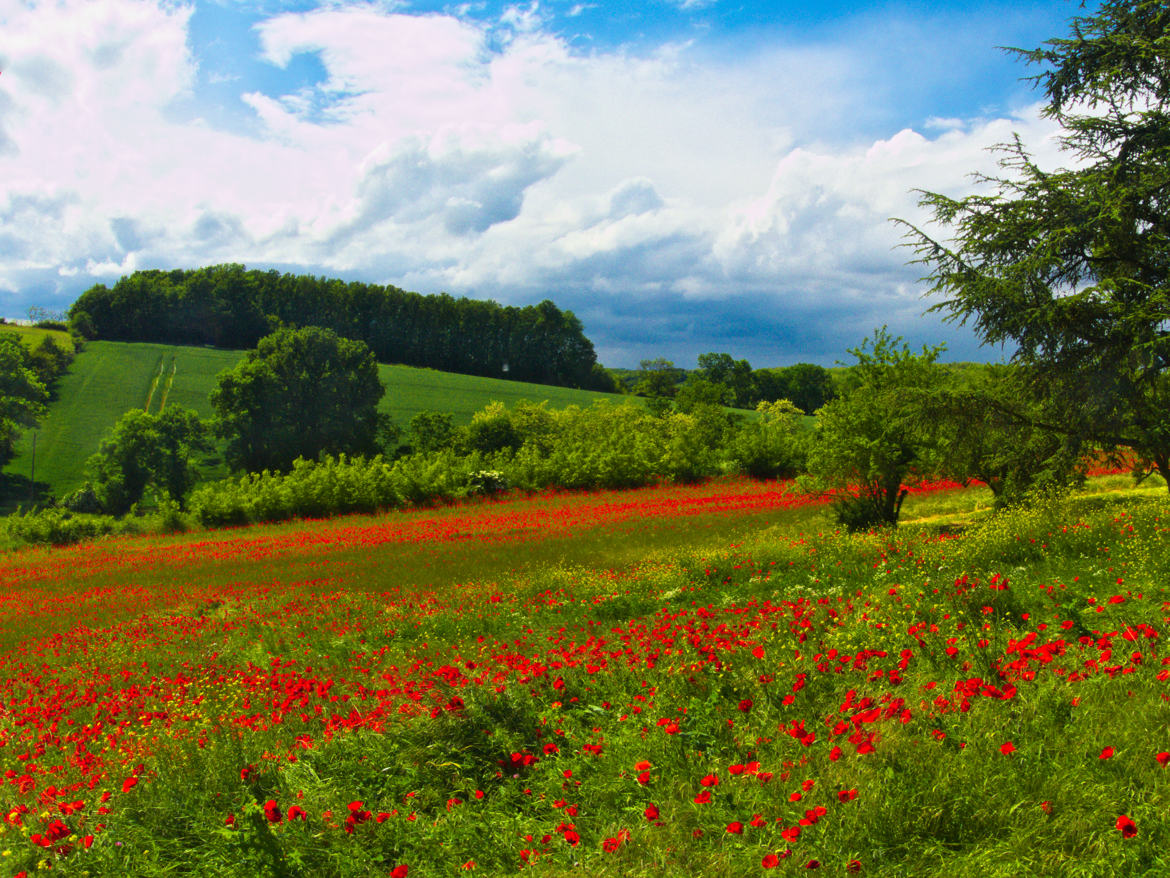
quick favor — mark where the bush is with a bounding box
[3,507,128,547]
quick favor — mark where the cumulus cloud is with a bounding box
[0,0,1070,365]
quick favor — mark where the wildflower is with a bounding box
[1116,814,1137,838]
[999,741,1015,755]
[1099,746,1115,760]
[644,803,659,821]
[726,821,743,834]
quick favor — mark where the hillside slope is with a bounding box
[2,341,625,505]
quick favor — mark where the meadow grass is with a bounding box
[0,477,1166,876]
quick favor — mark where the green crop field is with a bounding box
[2,341,626,507]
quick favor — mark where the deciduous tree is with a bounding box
[211,326,386,473]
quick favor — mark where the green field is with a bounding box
[2,341,626,507]
[1,323,77,353]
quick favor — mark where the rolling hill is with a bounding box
[2,340,627,507]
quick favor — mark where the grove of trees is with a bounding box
[68,265,612,391]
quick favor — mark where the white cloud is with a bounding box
[0,0,1073,363]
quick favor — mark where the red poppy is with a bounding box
[1099,746,1115,760]
[263,800,282,823]
[762,853,780,869]
[644,803,659,821]
[726,821,743,834]
[693,790,712,804]
[1116,814,1137,838]
[999,741,1015,755]
[1157,752,1170,766]
[391,866,409,878]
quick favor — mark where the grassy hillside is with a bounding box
[1,323,77,352]
[2,341,626,507]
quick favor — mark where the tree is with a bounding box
[695,352,754,408]
[0,333,49,469]
[211,326,386,473]
[633,358,685,400]
[801,329,945,530]
[83,407,211,513]
[727,399,809,480]
[934,365,1085,507]
[902,0,1170,488]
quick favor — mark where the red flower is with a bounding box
[999,741,1015,755]
[391,866,409,878]
[846,861,862,873]
[762,853,780,869]
[1157,752,1170,766]
[726,821,743,834]
[693,790,712,804]
[122,776,139,793]
[264,800,282,823]
[602,829,630,852]
[637,771,651,785]
[644,803,660,821]
[1116,814,1137,838]
[287,805,308,821]
[700,773,720,787]
[1099,746,1115,760]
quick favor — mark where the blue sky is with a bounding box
[1,0,1080,367]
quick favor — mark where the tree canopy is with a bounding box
[82,407,211,514]
[902,0,1170,486]
[69,265,607,390]
[210,326,387,473]
[802,329,945,530]
[0,333,49,470]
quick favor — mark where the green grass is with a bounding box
[1,341,629,508]
[0,323,76,352]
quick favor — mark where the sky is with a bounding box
[0,0,1082,368]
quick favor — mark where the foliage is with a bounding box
[69,264,607,389]
[934,365,1086,507]
[754,362,836,412]
[903,0,1170,488]
[0,332,49,470]
[726,399,810,479]
[2,506,128,546]
[801,328,946,530]
[211,327,386,473]
[407,411,457,455]
[632,358,685,399]
[81,406,211,514]
[695,351,755,408]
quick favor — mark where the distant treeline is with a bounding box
[68,264,611,390]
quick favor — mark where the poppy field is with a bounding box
[0,477,1167,877]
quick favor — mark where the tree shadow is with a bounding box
[0,472,53,514]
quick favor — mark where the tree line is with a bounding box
[68,265,612,391]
